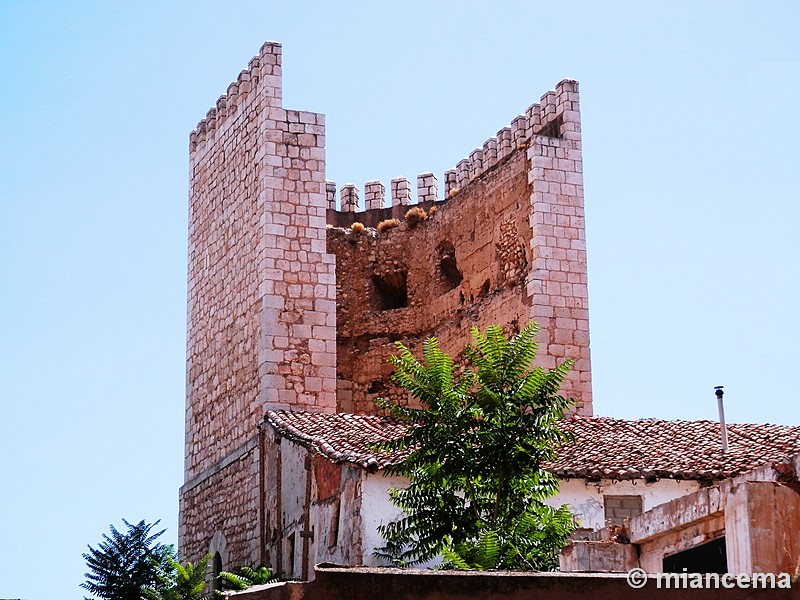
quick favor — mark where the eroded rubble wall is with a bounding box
[328,80,592,415]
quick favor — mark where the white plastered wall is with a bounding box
[545,478,702,531]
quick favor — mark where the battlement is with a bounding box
[189,41,283,153]
[325,79,579,218]
[181,41,591,570]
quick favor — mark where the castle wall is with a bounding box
[181,41,336,563]
[182,37,593,569]
[178,443,261,567]
[328,80,591,415]
[328,150,535,414]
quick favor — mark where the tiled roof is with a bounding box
[550,416,800,481]
[265,410,408,470]
[264,411,800,481]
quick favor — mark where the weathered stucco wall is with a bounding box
[264,430,368,580]
[550,478,702,531]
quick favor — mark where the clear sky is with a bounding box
[1,2,798,598]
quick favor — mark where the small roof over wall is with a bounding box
[264,411,800,482]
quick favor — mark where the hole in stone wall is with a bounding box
[372,271,407,310]
[539,115,563,139]
[437,240,463,292]
[480,279,491,296]
[367,380,386,394]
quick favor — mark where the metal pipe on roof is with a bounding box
[715,386,729,453]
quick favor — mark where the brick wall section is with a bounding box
[182,41,336,563]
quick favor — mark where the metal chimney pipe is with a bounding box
[715,386,728,453]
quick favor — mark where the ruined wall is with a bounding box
[725,481,800,575]
[181,41,337,563]
[329,151,533,413]
[624,462,800,574]
[328,80,592,415]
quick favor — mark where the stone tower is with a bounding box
[180,40,591,569]
[180,41,337,568]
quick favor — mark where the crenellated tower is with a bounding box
[180,41,591,570]
[324,79,591,417]
[181,41,336,569]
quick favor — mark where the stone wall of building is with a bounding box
[328,150,536,414]
[182,38,593,567]
[178,443,261,568]
[327,80,591,415]
[181,40,336,565]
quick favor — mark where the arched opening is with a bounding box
[212,551,223,593]
[437,240,462,292]
[372,270,407,310]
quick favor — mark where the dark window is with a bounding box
[437,240,462,292]
[372,271,407,310]
[663,537,727,574]
[212,552,223,592]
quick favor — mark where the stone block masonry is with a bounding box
[182,41,336,568]
[181,38,593,568]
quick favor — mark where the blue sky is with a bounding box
[1,2,798,598]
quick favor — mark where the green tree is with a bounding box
[82,519,174,600]
[143,554,215,600]
[375,322,576,570]
[217,565,279,592]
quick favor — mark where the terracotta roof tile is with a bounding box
[264,411,800,481]
[550,416,800,481]
[265,410,408,470]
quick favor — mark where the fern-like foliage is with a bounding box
[143,554,215,600]
[81,519,174,600]
[374,322,577,570]
[217,565,279,591]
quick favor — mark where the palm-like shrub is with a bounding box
[81,519,174,600]
[218,565,279,591]
[375,322,576,569]
[143,555,214,600]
